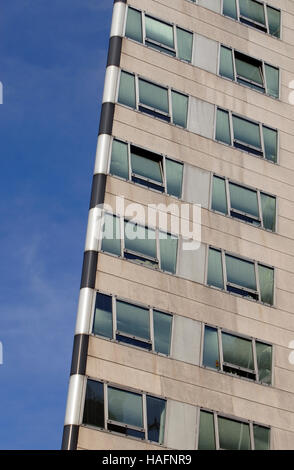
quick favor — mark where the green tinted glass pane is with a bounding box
[258,264,274,305]
[235,53,263,86]
[222,332,254,370]
[124,221,156,259]
[108,387,143,428]
[166,159,183,198]
[131,148,162,183]
[198,411,216,450]
[260,193,276,231]
[232,115,261,149]
[254,425,270,450]
[93,293,113,338]
[216,109,231,145]
[110,140,129,179]
[218,417,251,450]
[256,341,272,385]
[83,379,104,428]
[153,310,172,355]
[125,7,143,43]
[172,91,188,128]
[101,213,121,256]
[263,126,277,163]
[219,46,234,80]
[239,0,265,25]
[147,396,166,444]
[203,326,219,370]
[207,248,224,289]
[139,79,169,114]
[223,0,237,19]
[116,300,150,340]
[229,183,259,218]
[118,72,136,108]
[159,232,178,273]
[265,65,279,98]
[212,176,227,214]
[267,6,280,38]
[226,255,256,290]
[176,27,193,62]
[145,16,174,49]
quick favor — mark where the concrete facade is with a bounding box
[62,0,294,450]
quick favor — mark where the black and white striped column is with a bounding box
[61,0,127,450]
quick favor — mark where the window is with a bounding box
[125,7,193,63]
[222,0,281,38]
[118,71,188,128]
[203,325,272,384]
[92,292,173,355]
[211,175,276,231]
[101,213,178,274]
[83,379,166,444]
[207,247,274,305]
[110,139,184,198]
[219,46,279,98]
[198,410,270,450]
[215,108,278,162]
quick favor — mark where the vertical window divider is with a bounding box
[254,261,261,301]
[262,62,268,94]
[135,75,140,111]
[232,48,237,81]
[162,155,167,194]
[260,122,266,157]
[236,0,241,21]
[218,328,224,371]
[142,393,148,440]
[252,338,259,382]
[225,178,231,215]
[120,216,124,257]
[168,89,173,124]
[173,24,178,57]
[127,142,132,181]
[249,422,255,450]
[156,229,161,270]
[257,191,263,228]
[228,111,234,146]
[104,382,108,430]
[150,307,155,352]
[214,412,220,450]
[221,250,228,291]
[264,3,269,33]
[112,296,117,340]
[200,322,206,366]
[141,11,146,46]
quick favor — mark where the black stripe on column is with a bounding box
[61,425,79,450]
[80,251,98,289]
[107,36,123,67]
[70,334,89,376]
[89,173,107,209]
[98,102,115,136]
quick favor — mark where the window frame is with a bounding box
[124,6,194,63]
[82,377,167,445]
[196,407,271,450]
[117,70,189,129]
[201,323,273,385]
[214,106,279,163]
[100,212,180,275]
[206,245,275,306]
[209,173,277,231]
[218,44,280,98]
[91,291,174,356]
[221,0,281,39]
[108,137,184,199]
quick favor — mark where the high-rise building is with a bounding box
[62,0,294,450]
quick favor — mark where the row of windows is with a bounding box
[190,0,281,38]
[101,214,275,305]
[125,7,280,98]
[83,378,270,449]
[109,138,277,232]
[118,71,278,163]
[92,292,273,385]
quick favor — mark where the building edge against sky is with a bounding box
[62,0,294,450]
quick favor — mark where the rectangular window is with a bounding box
[222,0,281,38]
[109,139,183,198]
[211,175,276,231]
[207,247,274,305]
[92,292,173,355]
[125,7,193,62]
[101,213,178,274]
[198,409,270,450]
[83,379,167,444]
[215,108,278,163]
[219,46,279,98]
[118,71,188,128]
[202,325,273,384]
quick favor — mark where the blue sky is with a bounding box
[0,0,113,449]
